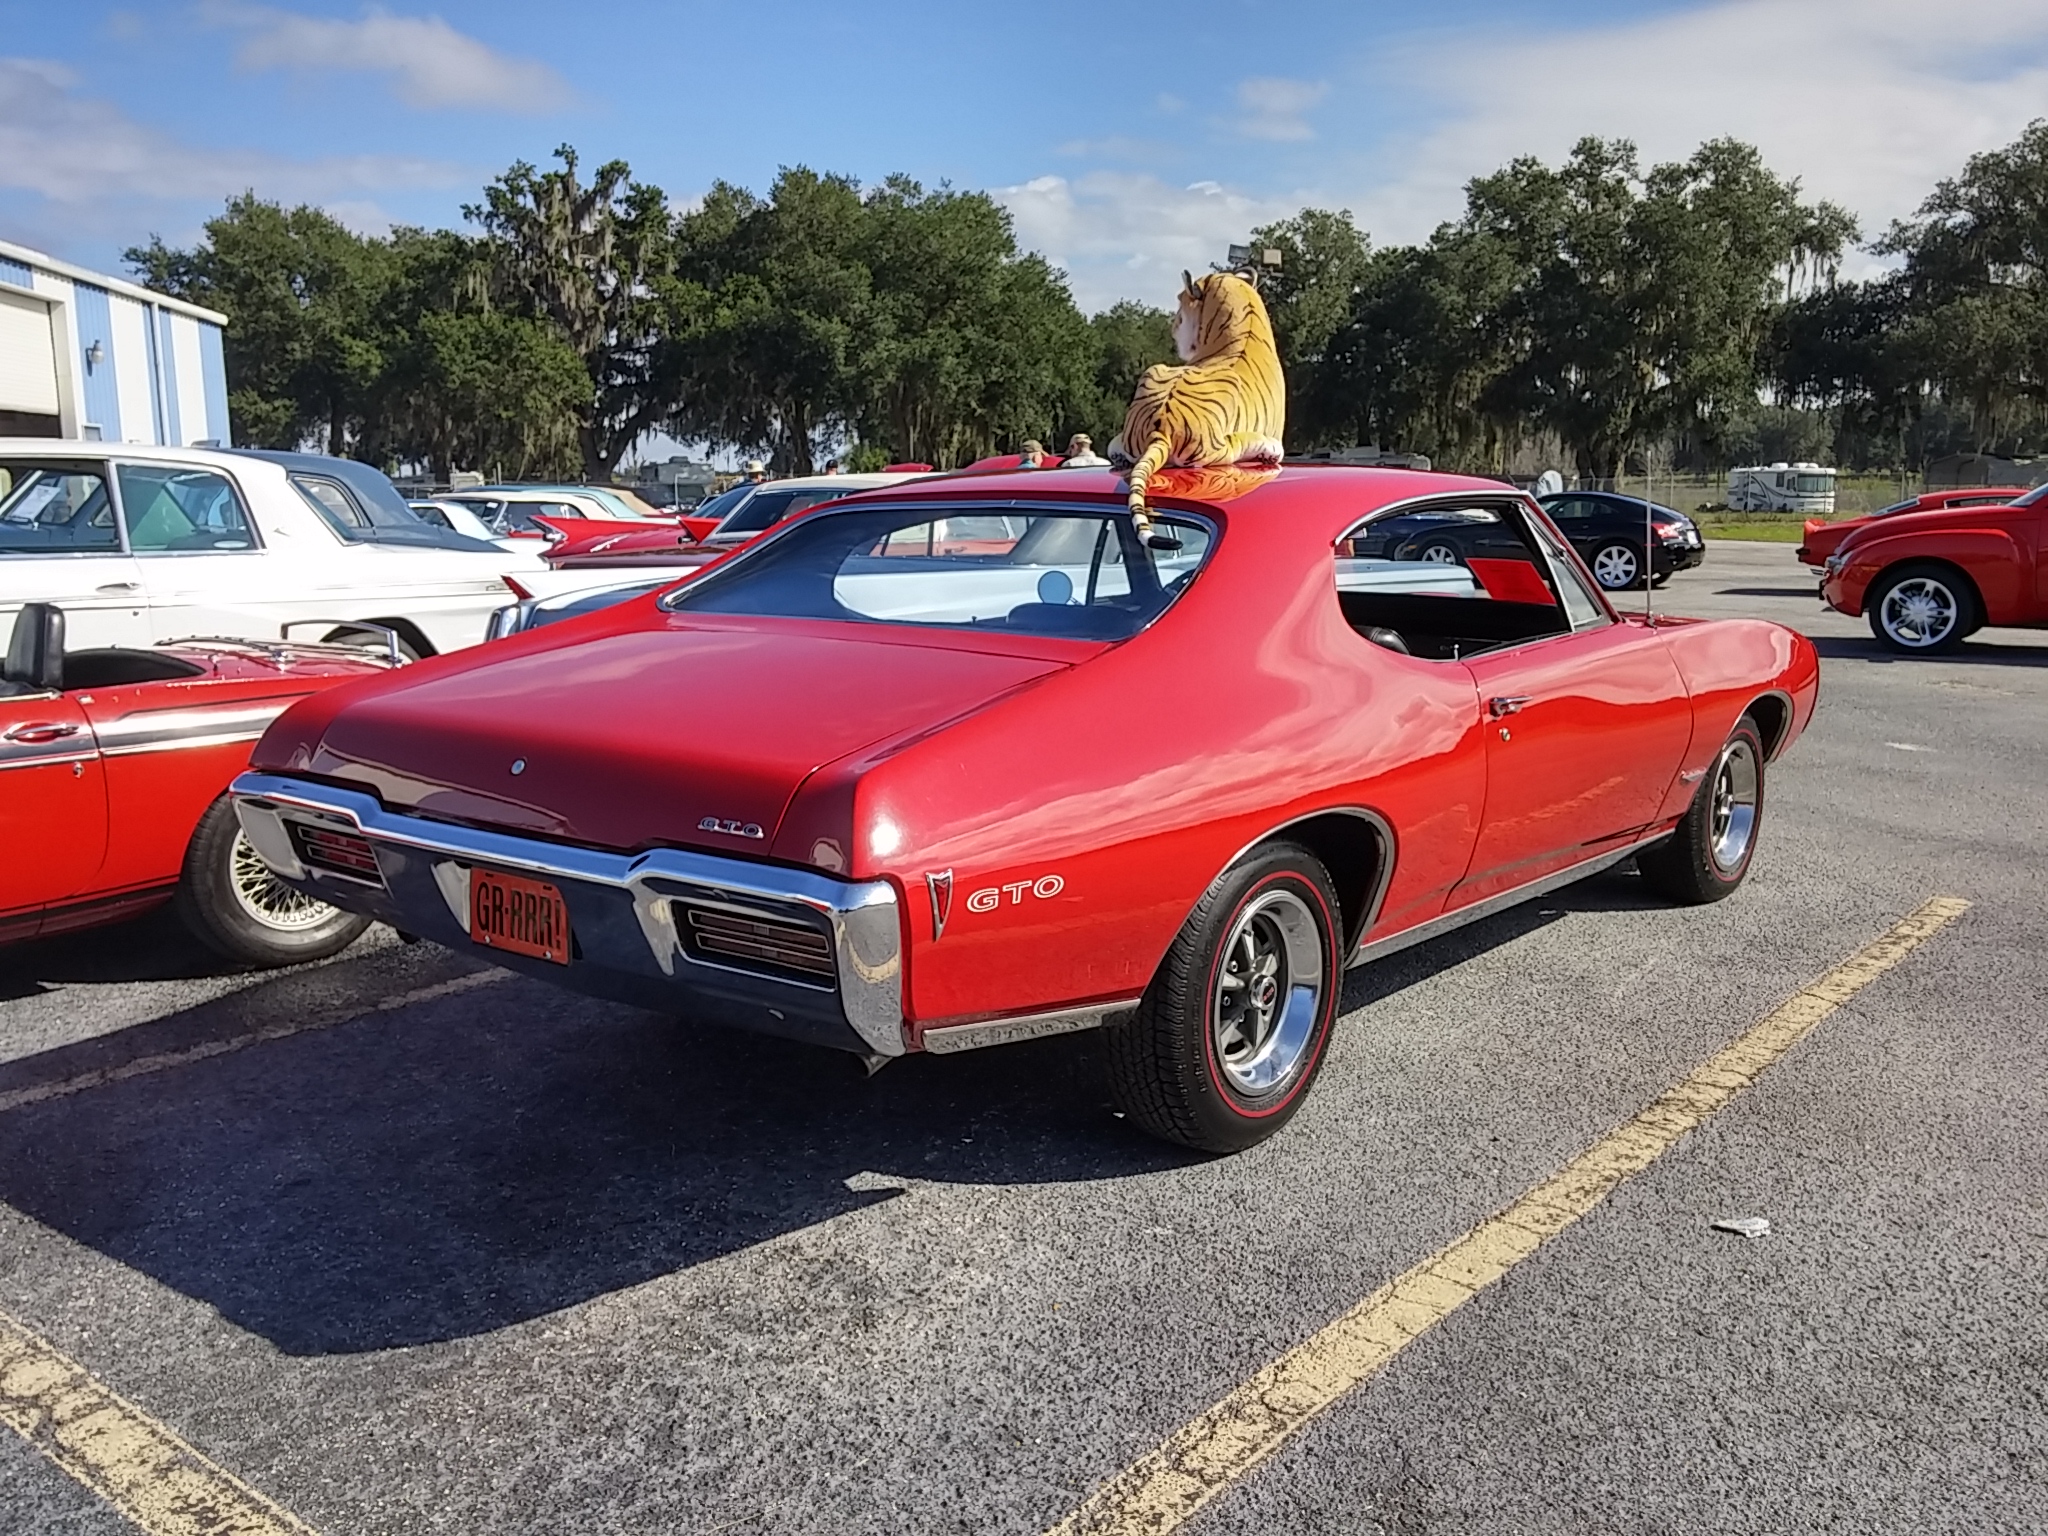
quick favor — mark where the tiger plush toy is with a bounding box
[1113,269,1286,530]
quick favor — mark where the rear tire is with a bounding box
[1590,540,1643,591]
[1637,718,1765,905]
[1106,841,1341,1153]
[174,796,372,966]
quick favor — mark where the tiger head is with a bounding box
[1173,269,1270,363]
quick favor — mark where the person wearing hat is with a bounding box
[1063,433,1108,467]
[1018,441,1046,468]
[742,459,768,483]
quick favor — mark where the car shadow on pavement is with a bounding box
[0,954,1191,1356]
[0,868,1652,1358]
[0,907,244,995]
[1807,634,2048,666]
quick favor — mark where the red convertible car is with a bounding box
[1820,481,2048,653]
[231,465,1817,1151]
[2,603,387,961]
[1797,486,2030,566]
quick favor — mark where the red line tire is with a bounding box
[1106,841,1341,1153]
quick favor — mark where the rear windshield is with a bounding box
[666,505,1214,641]
[717,486,848,537]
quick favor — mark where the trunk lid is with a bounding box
[303,617,1070,852]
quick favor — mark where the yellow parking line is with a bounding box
[0,969,507,1118]
[0,1311,319,1536]
[1045,896,1972,1536]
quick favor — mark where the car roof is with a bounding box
[0,438,281,473]
[748,471,928,492]
[817,462,1513,517]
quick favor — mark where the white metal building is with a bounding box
[0,238,232,446]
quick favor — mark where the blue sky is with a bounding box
[5,0,2048,311]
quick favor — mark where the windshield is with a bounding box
[666,505,1214,641]
[2017,483,2048,508]
[694,483,753,525]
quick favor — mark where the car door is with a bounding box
[0,457,150,647]
[115,460,277,643]
[0,692,108,926]
[1448,502,1693,909]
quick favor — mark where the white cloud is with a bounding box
[996,171,1298,311]
[1350,0,2048,252]
[0,55,459,212]
[1234,76,1327,142]
[1015,0,2048,307]
[204,2,573,112]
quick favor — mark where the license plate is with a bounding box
[468,867,571,964]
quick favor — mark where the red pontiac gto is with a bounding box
[231,466,1818,1151]
[1820,481,2048,653]
[2,603,389,960]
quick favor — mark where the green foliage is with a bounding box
[130,125,2048,484]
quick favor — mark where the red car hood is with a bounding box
[292,618,1071,853]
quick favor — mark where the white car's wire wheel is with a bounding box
[174,796,373,966]
[1590,540,1643,590]
[1869,563,1973,654]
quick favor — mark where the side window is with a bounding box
[1522,505,1610,630]
[1333,501,1573,661]
[116,465,256,553]
[291,474,373,539]
[0,464,119,553]
[1545,497,1593,523]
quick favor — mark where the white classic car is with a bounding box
[0,443,537,655]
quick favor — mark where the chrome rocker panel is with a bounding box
[229,772,905,1056]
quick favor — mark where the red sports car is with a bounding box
[232,465,1817,1151]
[1820,481,2048,653]
[2,603,390,961]
[1798,486,2031,567]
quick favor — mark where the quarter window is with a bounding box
[117,465,256,553]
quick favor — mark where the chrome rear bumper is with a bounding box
[229,772,905,1056]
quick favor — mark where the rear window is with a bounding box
[666,505,1214,641]
[718,486,847,537]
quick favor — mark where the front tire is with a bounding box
[174,797,372,966]
[1637,718,1765,905]
[1589,540,1643,591]
[1106,842,1341,1153]
[1867,563,1974,654]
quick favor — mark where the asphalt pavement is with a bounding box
[1,539,2042,1535]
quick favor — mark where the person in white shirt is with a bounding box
[1063,433,1109,467]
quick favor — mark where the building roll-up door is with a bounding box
[0,288,60,415]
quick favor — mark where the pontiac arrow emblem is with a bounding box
[927,869,954,939]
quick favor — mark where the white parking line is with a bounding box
[0,970,508,1117]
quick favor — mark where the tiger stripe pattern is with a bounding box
[1115,270,1286,526]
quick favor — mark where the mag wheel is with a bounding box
[1637,717,1765,905]
[1868,563,1973,654]
[1590,540,1642,590]
[1417,540,1464,565]
[174,796,373,966]
[1106,841,1341,1153]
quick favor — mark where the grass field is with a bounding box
[1698,518,1808,542]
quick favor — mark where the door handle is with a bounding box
[4,721,82,744]
[1488,695,1533,718]
[95,581,141,593]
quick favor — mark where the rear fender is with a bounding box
[1850,529,2025,623]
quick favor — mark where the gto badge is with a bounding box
[699,817,765,839]
[966,874,1065,914]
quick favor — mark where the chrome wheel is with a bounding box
[228,831,336,932]
[1878,576,1958,648]
[1592,543,1640,590]
[1419,542,1462,565]
[1211,889,1325,1096]
[1708,738,1760,875]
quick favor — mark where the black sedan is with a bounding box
[1386,491,1705,591]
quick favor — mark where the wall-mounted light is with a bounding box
[85,340,106,369]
